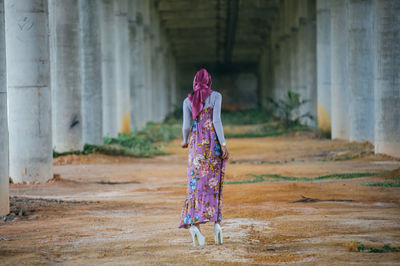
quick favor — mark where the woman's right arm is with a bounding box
[182,98,191,146]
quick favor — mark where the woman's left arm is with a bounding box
[212,93,229,159]
[182,98,191,147]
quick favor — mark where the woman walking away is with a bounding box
[178,68,229,246]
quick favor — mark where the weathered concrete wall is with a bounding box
[0,0,9,215]
[316,0,331,133]
[79,0,103,145]
[50,0,83,152]
[5,0,53,182]
[373,0,400,157]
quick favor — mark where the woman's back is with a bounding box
[182,91,226,145]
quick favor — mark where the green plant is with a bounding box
[225,171,389,184]
[350,241,400,253]
[267,90,314,129]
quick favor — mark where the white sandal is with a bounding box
[214,223,223,245]
[189,225,205,246]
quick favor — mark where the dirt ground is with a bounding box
[1,135,400,265]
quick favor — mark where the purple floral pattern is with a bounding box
[179,107,226,229]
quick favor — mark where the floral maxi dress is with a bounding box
[178,106,226,229]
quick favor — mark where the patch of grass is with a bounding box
[226,171,389,184]
[221,108,272,125]
[346,241,400,253]
[53,143,165,158]
[54,123,181,158]
[364,182,400,187]
[225,124,310,138]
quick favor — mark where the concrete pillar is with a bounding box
[373,0,400,157]
[79,0,103,145]
[129,0,147,129]
[100,0,118,137]
[297,0,317,128]
[150,1,163,123]
[168,52,178,113]
[281,37,291,97]
[316,0,331,134]
[114,0,130,134]
[50,0,83,152]
[259,44,270,108]
[259,34,275,108]
[0,0,9,215]
[347,0,374,142]
[289,29,299,94]
[142,0,153,123]
[272,43,282,103]
[330,0,349,139]
[5,0,53,182]
[159,31,169,120]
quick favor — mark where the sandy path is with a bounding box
[1,136,400,265]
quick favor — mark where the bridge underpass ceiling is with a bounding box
[157,0,279,67]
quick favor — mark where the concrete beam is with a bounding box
[373,0,400,157]
[0,0,9,215]
[50,0,83,152]
[79,0,103,145]
[5,0,53,182]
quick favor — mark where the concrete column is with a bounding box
[316,0,331,134]
[5,0,53,182]
[159,31,169,120]
[100,0,118,137]
[272,43,282,103]
[289,29,299,94]
[259,34,275,108]
[79,0,103,145]
[373,0,400,157]
[281,36,291,97]
[330,0,349,139]
[347,0,374,142]
[114,0,130,134]
[129,0,147,129]
[50,0,83,152]
[128,0,140,130]
[150,1,163,123]
[297,1,317,129]
[168,52,178,113]
[0,0,9,215]
[142,0,153,123]
[259,44,270,108]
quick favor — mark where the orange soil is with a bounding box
[1,135,400,265]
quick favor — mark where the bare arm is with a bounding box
[182,98,191,145]
[212,92,226,145]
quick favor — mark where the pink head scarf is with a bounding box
[188,68,213,120]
